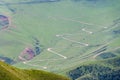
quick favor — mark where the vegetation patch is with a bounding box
[68,57,120,80]
[0,15,9,30]
[97,52,116,59]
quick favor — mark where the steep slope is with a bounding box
[0,61,69,80]
[0,1,120,80]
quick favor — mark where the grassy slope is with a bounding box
[0,0,120,79]
[13,0,120,71]
[0,61,69,80]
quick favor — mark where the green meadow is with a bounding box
[0,0,120,79]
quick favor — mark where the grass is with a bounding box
[0,61,69,80]
[0,0,120,78]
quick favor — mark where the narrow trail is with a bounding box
[22,47,67,69]
[22,47,68,69]
[47,48,67,59]
[56,34,89,46]
[0,0,59,5]
[23,62,48,69]
[22,57,67,69]
[82,28,93,34]
[49,16,106,27]
[93,47,120,59]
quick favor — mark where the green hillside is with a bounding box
[0,61,69,80]
[0,0,120,80]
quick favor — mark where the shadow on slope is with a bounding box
[68,57,120,80]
